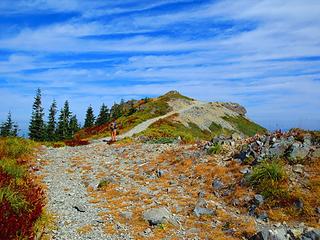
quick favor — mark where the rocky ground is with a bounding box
[36,130,320,240]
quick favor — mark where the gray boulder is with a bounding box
[302,229,320,240]
[288,143,310,162]
[193,198,215,217]
[212,179,224,190]
[312,148,320,158]
[250,227,290,240]
[143,207,178,226]
[269,141,291,158]
[254,194,264,206]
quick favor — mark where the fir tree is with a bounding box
[84,105,95,128]
[96,103,110,126]
[127,101,136,116]
[69,115,80,137]
[29,88,45,141]
[0,112,18,137]
[56,101,71,140]
[46,100,57,141]
[110,102,122,119]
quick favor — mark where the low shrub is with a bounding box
[247,160,288,200]
[149,137,176,144]
[0,158,26,179]
[64,138,89,147]
[207,143,223,155]
[0,137,45,239]
[0,137,33,159]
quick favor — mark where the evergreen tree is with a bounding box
[84,105,95,128]
[96,103,110,126]
[56,101,71,140]
[0,112,18,137]
[29,88,45,141]
[69,115,80,137]
[110,102,122,119]
[127,101,136,116]
[46,100,57,141]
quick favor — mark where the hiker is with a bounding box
[110,120,117,142]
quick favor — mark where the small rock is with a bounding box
[289,144,310,162]
[212,179,224,190]
[248,205,257,216]
[316,207,320,214]
[143,207,178,226]
[232,199,240,206]
[254,194,264,206]
[194,198,215,217]
[257,212,268,222]
[120,211,133,220]
[312,148,320,158]
[294,199,304,210]
[302,229,320,240]
[240,167,251,175]
[73,204,86,212]
[293,164,304,174]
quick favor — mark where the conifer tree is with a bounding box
[46,100,57,141]
[0,112,18,137]
[84,105,95,128]
[69,115,80,137]
[96,103,110,126]
[29,88,45,141]
[56,101,71,140]
[110,102,122,119]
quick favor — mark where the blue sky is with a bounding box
[0,0,319,133]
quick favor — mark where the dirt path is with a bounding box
[38,142,180,239]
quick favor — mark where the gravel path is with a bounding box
[98,101,206,142]
[38,142,176,239]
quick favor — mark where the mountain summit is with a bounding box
[79,91,266,141]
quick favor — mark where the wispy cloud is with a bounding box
[0,0,319,131]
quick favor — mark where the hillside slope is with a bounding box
[83,91,266,142]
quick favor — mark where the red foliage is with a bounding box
[64,138,89,147]
[0,168,45,239]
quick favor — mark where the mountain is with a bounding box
[76,90,266,141]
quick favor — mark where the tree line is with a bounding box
[0,88,137,140]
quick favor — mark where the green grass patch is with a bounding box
[137,118,211,143]
[116,99,171,133]
[247,160,288,199]
[0,186,29,213]
[207,143,223,155]
[149,137,176,144]
[222,115,266,137]
[0,137,34,159]
[209,121,234,137]
[159,91,194,101]
[0,158,26,178]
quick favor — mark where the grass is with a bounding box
[137,116,211,143]
[149,137,176,144]
[209,122,234,137]
[0,137,46,239]
[0,137,34,159]
[159,91,194,102]
[222,115,266,136]
[0,158,26,178]
[32,209,56,240]
[0,186,30,213]
[247,160,288,199]
[207,143,222,155]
